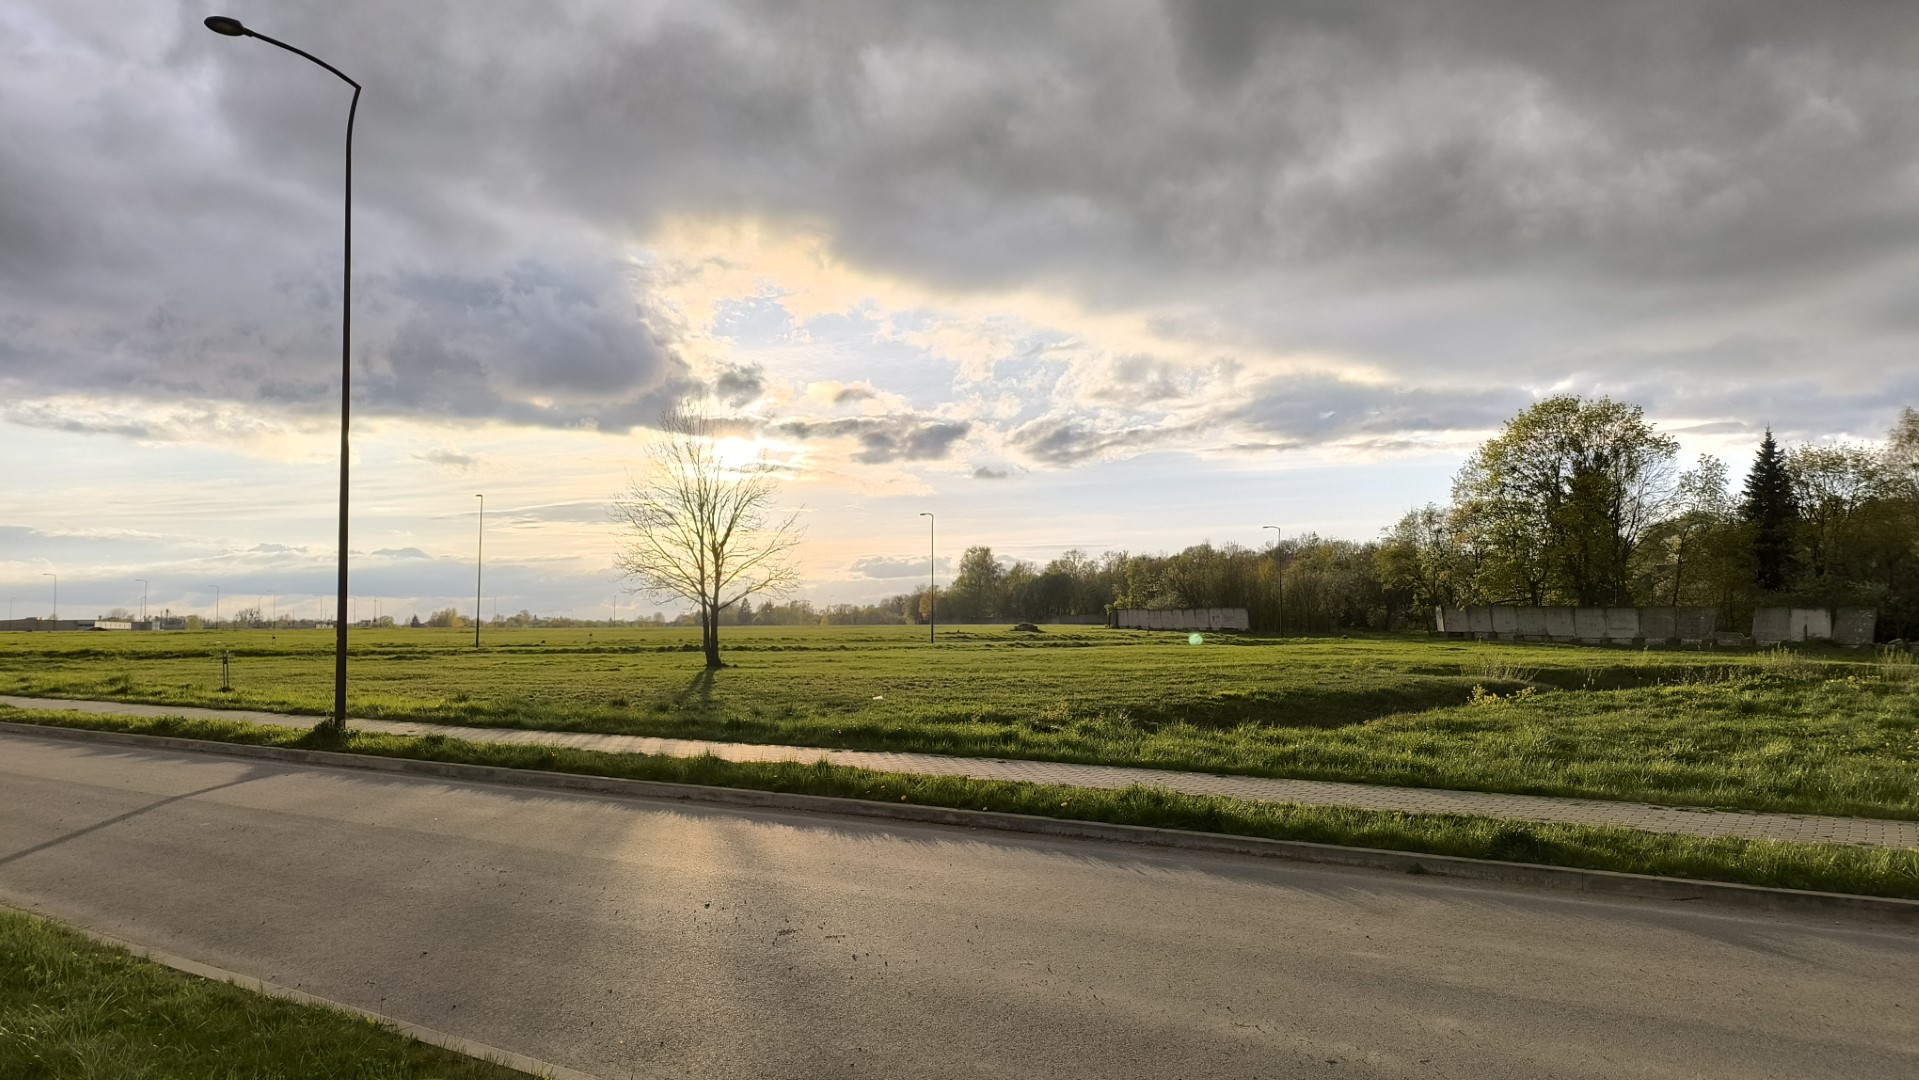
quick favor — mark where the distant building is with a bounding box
[0,618,96,632]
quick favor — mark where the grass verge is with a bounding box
[7,630,1915,821]
[0,907,530,1080]
[4,707,1915,902]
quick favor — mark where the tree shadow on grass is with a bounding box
[676,667,717,710]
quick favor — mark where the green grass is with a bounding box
[2,708,1916,901]
[4,626,1915,818]
[0,907,530,1080]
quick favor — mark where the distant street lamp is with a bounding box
[474,493,484,648]
[919,512,936,643]
[1263,525,1283,637]
[204,14,360,734]
[135,578,148,622]
[42,573,56,623]
[209,584,221,625]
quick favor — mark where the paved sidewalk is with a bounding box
[5,694,1915,851]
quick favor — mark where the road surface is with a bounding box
[1,730,1913,1079]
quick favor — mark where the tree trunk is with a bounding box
[702,600,722,668]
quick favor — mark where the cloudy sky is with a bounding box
[4,0,1916,621]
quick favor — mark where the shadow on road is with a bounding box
[0,766,275,870]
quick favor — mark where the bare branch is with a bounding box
[612,406,806,665]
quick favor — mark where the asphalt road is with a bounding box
[2,732,1914,1080]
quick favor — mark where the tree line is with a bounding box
[839,398,1918,639]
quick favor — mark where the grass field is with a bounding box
[0,907,528,1079]
[4,625,1916,818]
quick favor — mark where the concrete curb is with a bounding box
[5,719,1915,922]
[0,903,606,1080]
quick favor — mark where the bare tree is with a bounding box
[614,408,803,667]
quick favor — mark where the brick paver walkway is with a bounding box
[6,695,1915,850]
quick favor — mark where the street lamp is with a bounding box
[42,573,56,623]
[919,512,935,643]
[474,493,484,648]
[204,15,360,734]
[209,584,221,625]
[1263,525,1283,637]
[136,579,148,623]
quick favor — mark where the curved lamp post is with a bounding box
[919,512,935,643]
[205,15,359,733]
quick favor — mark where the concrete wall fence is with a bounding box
[1436,606,1717,644]
[1751,607,1877,646]
[1436,606,1877,646]
[1115,608,1251,632]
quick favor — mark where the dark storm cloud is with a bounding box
[776,417,971,464]
[713,363,766,406]
[1009,417,1181,467]
[351,261,694,430]
[3,0,1915,447]
[413,448,477,469]
[1010,376,1534,465]
[1228,378,1530,443]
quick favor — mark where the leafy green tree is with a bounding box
[1887,407,1919,485]
[1640,455,1735,606]
[1788,443,1895,586]
[1378,504,1466,627]
[948,546,1005,620]
[1453,395,1678,605]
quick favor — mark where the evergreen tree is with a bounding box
[1741,428,1796,591]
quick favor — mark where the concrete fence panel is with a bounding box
[1514,607,1547,638]
[1752,608,1791,645]
[1789,608,1833,642]
[1638,607,1678,642]
[1467,607,1495,634]
[1604,608,1641,642]
[1543,607,1577,639]
[1573,608,1607,641]
[1833,608,1877,647]
[1115,608,1250,632]
[1491,607,1519,636]
[1675,607,1717,642]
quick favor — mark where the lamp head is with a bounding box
[204,15,250,37]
